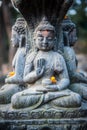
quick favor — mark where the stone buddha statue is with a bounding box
[61,17,87,100]
[6,17,27,84]
[11,18,81,109]
[0,18,27,104]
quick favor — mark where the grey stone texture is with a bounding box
[0,0,87,129]
[0,102,87,130]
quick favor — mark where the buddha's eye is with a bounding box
[38,36,43,41]
[47,37,53,40]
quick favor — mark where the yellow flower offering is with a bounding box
[50,76,57,83]
[8,71,15,77]
[64,15,68,19]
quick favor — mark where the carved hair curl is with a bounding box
[12,18,26,35]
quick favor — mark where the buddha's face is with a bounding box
[11,29,19,47]
[35,30,55,51]
[69,28,77,46]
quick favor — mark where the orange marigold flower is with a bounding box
[50,76,57,83]
[8,71,15,77]
[64,15,68,19]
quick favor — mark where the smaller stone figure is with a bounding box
[11,18,81,109]
[62,16,87,100]
[0,18,27,104]
[6,18,27,84]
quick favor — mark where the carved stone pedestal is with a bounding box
[0,101,87,130]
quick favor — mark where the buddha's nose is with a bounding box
[43,37,48,44]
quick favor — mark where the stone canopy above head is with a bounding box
[11,0,74,29]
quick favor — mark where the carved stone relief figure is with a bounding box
[11,18,81,109]
[0,0,86,108]
[61,17,87,100]
[6,17,27,84]
[0,18,27,104]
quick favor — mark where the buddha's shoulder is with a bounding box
[53,51,64,59]
[25,50,38,63]
[26,50,37,58]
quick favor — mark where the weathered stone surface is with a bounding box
[0,101,87,120]
[0,118,87,130]
[0,102,87,130]
[0,0,87,130]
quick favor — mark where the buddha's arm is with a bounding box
[14,48,26,77]
[24,62,33,77]
[54,55,70,90]
[44,55,70,91]
[24,58,45,84]
[12,53,16,70]
[55,75,70,91]
[23,60,34,83]
[5,48,26,83]
[57,55,70,90]
[24,67,44,83]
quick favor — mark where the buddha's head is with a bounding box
[11,17,26,48]
[62,16,77,46]
[34,17,56,51]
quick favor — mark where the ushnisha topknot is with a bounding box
[34,17,56,38]
[12,17,27,35]
[62,16,76,31]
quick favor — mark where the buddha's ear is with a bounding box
[53,37,57,51]
[33,37,37,48]
[20,35,26,47]
[33,36,36,42]
[54,37,57,43]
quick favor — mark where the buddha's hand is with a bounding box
[36,58,45,68]
[5,78,9,83]
[44,85,59,91]
[36,58,45,77]
[36,85,58,93]
[5,77,13,83]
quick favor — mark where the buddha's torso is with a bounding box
[34,51,55,77]
[30,50,62,86]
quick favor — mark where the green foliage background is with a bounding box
[70,0,87,53]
